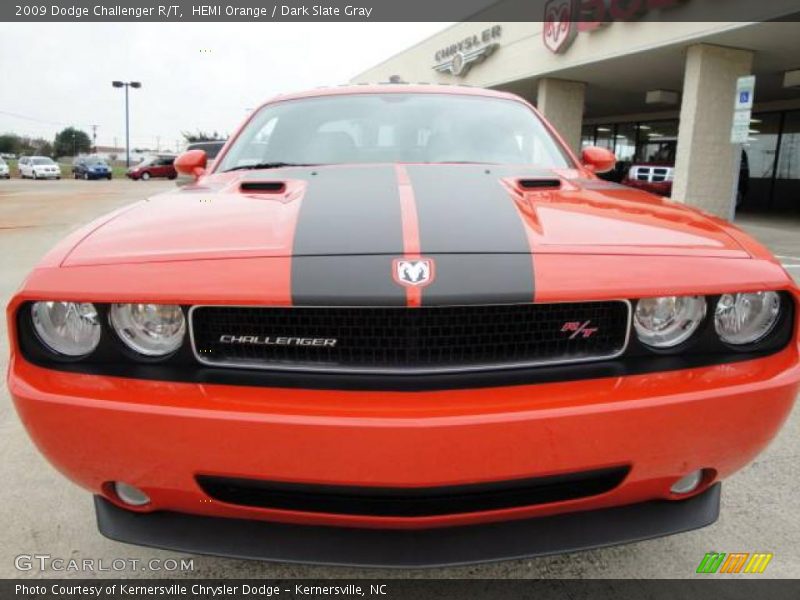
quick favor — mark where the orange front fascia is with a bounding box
[8,343,799,530]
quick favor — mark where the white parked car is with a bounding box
[0,157,10,179]
[20,156,61,180]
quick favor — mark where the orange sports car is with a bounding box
[7,85,799,567]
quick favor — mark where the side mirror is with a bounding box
[581,146,617,174]
[174,149,207,179]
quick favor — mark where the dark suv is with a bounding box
[73,157,112,180]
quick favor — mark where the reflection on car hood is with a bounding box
[62,163,748,267]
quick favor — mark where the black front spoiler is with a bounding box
[95,484,720,568]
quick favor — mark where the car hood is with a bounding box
[62,164,748,267]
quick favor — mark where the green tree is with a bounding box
[0,133,22,155]
[53,127,91,158]
[16,136,53,157]
[182,130,224,143]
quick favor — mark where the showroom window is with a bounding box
[773,110,800,212]
[582,110,798,213]
[634,120,678,164]
[581,124,596,149]
[743,112,781,210]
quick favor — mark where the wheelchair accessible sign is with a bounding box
[731,75,756,144]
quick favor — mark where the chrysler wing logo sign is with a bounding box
[433,44,499,77]
[393,258,435,288]
[432,25,502,77]
[543,0,579,54]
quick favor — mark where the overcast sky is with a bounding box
[0,22,449,151]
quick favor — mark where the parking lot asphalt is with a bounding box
[1,178,798,579]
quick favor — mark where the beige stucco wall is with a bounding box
[536,78,586,155]
[671,44,754,219]
[352,21,746,88]
[352,0,800,87]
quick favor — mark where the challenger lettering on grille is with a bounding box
[219,335,338,347]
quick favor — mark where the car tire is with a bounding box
[107,175,112,180]
[141,172,151,181]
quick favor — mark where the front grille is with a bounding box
[196,467,631,517]
[190,301,630,374]
[633,166,672,183]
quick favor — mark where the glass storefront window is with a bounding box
[773,110,800,212]
[594,125,614,150]
[581,124,596,149]
[614,123,637,163]
[742,112,781,210]
[581,111,799,213]
[634,120,678,164]
[610,122,638,182]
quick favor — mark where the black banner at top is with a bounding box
[2,0,800,22]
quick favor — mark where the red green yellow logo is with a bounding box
[697,552,773,574]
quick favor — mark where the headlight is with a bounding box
[109,303,186,357]
[634,296,706,349]
[31,301,101,357]
[715,292,781,345]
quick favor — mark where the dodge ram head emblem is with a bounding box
[393,258,435,288]
[543,0,578,54]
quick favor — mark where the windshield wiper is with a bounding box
[223,162,318,172]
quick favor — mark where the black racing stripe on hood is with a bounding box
[291,165,406,306]
[406,165,535,306]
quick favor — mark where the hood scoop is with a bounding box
[240,181,286,194]
[517,178,562,190]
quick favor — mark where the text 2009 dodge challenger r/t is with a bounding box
[7,85,799,567]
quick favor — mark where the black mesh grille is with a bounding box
[190,302,630,373]
[196,467,630,517]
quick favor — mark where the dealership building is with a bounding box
[352,13,800,219]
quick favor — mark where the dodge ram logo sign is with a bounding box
[393,258,434,287]
[543,0,578,54]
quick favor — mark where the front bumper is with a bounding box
[9,343,798,538]
[95,484,721,567]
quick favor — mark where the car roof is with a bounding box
[263,83,523,106]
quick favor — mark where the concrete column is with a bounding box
[672,44,754,219]
[536,78,586,156]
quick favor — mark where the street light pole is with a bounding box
[112,80,142,168]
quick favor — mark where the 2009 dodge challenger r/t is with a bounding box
[7,85,799,567]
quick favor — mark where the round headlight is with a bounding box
[109,304,186,357]
[715,292,781,345]
[634,296,707,349]
[31,301,101,357]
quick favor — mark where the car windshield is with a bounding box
[216,93,572,172]
[189,142,225,159]
[33,158,54,165]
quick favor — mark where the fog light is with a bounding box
[113,482,150,506]
[670,470,704,495]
